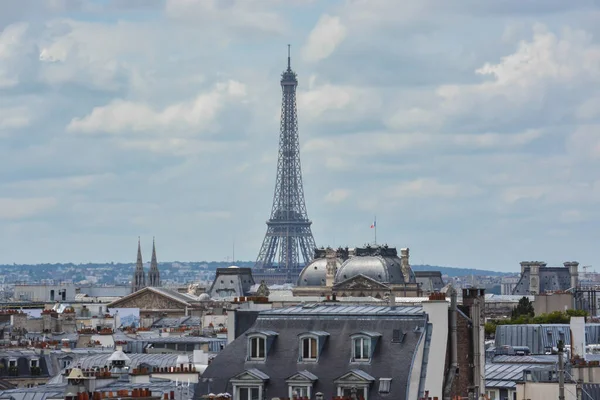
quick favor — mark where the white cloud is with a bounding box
[566,124,600,160]
[0,197,58,220]
[2,3,600,270]
[324,188,351,204]
[297,79,381,122]
[0,107,32,131]
[67,80,247,134]
[165,0,286,35]
[302,14,347,63]
[0,22,30,88]
[304,130,543,165]
[387,178,480,199]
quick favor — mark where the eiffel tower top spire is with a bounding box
[132,237,146,293]
[148,237,160,287]
[254,47,317,284]
[281,44,297,84]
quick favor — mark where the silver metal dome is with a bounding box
[334,255,416,284]
[297,258,343,287]
[198,293,211,301]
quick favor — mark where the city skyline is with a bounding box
[1,1,599,271]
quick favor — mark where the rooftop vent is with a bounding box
[392,329,405,343]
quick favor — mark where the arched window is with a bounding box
[246,330,278,362]
[297,331,329,362]
[350,332,382,363]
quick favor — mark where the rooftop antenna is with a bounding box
[287,44,291,70]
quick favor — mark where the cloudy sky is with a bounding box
[1,0,600,271]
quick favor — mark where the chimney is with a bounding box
[526,261,546,295]
[571,316,586,361]
[325,248,337,287]
[565,261,579,289]
[400,248,411,282]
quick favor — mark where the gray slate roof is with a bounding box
[47,353,188,384]
[152,316,201,328]
[512,266,573,295]
[208,268,254,299]
[582,383,600,400]
[414,271,445,293]
[485,362,554,389]
[495,324,600,354]
[197,304,428,400]
[0,379,195,400]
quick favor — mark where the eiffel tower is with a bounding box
[254,46,317,284]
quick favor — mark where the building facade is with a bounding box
[293,245,422,298]
[512,261,579,295]
[197,289,486,400]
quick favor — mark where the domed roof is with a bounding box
[334,250,416,285]
[297,258,342,287]
[198,293,211,301]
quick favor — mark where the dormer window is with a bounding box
[302,337,317,360]
[350,332,382,363]
[30,359,38,368]
[298,331,329,362]
[249,337,265,360]
[246,330,278,362]
[354,337,370,360]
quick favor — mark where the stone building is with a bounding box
[512,261,579,295]
[414,271,445,294]
[293,245,421,298]
[0,350,53,388]
[107,287,209,324]
[207,267,255,299]
[197,288,487,400]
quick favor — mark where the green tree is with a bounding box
[511,296,535,320]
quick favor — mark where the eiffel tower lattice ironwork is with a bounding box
[254,46,316,283]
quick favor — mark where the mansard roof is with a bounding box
[198,304,427,400]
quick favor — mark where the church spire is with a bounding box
[148,237,161,287]
[132,237,146,293]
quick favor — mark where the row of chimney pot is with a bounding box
[233,296,269,303]
[428,292,446,301]
[71,389,155,400]
[64,364,198,377]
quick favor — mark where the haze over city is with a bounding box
[1,0,599,271]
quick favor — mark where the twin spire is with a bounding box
[132,237,160,293]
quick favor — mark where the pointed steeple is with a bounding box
[148,237,160,287]
[132,237,146,293]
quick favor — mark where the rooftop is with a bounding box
[261,304,424,317]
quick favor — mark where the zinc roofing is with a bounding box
[495,323,600,354]
[261,304,424,317]
[485,362,553,388]
[492,354,557,364]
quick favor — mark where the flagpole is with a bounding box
[374,216,377,245]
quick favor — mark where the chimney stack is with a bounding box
[564,261,579,289]
[325,248,337,288]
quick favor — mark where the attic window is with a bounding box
[379,378,392,394]
[298,332,329,362]
[246,331,278,362]
[249,337,265,360]
[350,332,381,363]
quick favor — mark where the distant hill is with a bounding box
[411,264,514,277]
